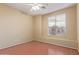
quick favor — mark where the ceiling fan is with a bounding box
[25,3,48,12]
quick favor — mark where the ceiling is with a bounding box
[5,3,75,15]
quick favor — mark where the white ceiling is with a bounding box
[5,3,75,15]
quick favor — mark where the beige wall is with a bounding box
[33,15,42,40]
[34,5,77,49]
[0,5,33,49]
[77,4,79,52]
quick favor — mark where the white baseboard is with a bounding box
[0,38,77,50]
[36,39,77,49]
[0,39,32,49]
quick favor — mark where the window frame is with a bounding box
[48,13,67,37]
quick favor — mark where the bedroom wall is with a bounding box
[34,5,77,49]
[77,4,79,52]
[0,4,33,49]
[33,15,42,40]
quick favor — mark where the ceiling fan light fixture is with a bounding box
[31,5,40,12]
[30,3,47,12]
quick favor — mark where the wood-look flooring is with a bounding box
[0,41,78,55]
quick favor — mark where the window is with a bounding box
[48,13,66,36]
